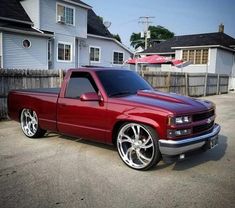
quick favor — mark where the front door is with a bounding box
[57,71,107,142]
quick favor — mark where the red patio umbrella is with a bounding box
[125,54,185,66]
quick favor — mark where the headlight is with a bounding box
[168,116,192,125]
[167,129,192,138]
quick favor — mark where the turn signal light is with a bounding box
[167,129,192,138]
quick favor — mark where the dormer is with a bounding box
[20,0,92,38]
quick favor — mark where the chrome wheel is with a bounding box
[20,109,39,137]
[117,123,158,170]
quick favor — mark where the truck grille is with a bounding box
[192,109,215,122]
[193,121,214,134]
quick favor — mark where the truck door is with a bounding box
[57,71,107,142]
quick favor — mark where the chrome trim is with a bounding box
[159,124,220,156]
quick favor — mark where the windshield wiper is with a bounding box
[109,91,136,97]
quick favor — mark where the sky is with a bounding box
[85,0,235,49]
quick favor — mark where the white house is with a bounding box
[139,28,235,89]
[140,28,235,76]
[0,0,133,69]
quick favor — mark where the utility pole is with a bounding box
[139,16,155,49]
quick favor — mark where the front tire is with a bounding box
[116,123,161,170]
[20,108,46,138]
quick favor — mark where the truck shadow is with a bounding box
[155,134,228,171]
[45,132,227,171]
[56,134,117,152]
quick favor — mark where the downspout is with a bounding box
[0,33,3,68]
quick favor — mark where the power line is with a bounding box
[116,18,139,27]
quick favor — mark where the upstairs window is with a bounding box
[57,3,74,25]
[113,51,124,65]
[89,46,101,63]
[58,42,72,61]
[182,49,208,64]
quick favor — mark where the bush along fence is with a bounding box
[0,69,229,119]
[142,71,229,97]
[0,69,64,119]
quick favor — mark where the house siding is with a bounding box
[175,48,217,73]
[53,33,76,69]
[2,33,48,69]
[2,0,133,70]
[40,0,87,38]
[215,48,234,75]
[20,0,40,28]
[80,36,132,67]
[175,48,234,75]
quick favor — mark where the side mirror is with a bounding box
[80,92,101,102]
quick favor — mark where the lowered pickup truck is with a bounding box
[8,67,220,170]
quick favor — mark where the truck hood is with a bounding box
[121,90,214,115]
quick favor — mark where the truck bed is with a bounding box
[8,88,60,131]
[15,88,60,95]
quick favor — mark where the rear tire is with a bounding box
[116,122,161,170]
[20,108,46,138]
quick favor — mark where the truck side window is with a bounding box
[65,72,98,98]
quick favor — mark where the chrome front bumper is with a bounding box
[159,124,221,156]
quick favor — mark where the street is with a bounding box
[0,93,235,208]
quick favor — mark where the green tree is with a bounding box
[130,25,174,49]
[112,33,122,43]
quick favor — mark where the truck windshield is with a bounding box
[96,70,153,97]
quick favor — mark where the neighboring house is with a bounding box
[140,30,235,76]
[0,0,133,69]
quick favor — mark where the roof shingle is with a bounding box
[68,0,91,8]
[87,9,113,38]
[0,0,32,23]
[143,32,235,54]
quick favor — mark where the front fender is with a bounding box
[116,114,160,130]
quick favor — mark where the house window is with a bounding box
[22,39,31,48]
[57,3,74,25]
[202,49,208,64]
[113,51,124,64]
[182,49,208,64]
[89,47,100,62]
[58,42,72,61]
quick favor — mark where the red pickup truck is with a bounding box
[8,67,220,170]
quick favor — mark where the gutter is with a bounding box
[0,27,54,38]
[62,0,92,9]
[0,17,33,26]
[172,45,235,52]
[140,52,175,55]
[87,34,133,54]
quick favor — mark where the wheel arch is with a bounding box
[112,116,160,146]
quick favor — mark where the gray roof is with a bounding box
[68,0,91,8]
[0,0,32,23]
[143,32,235,54]
[87,9,113,38]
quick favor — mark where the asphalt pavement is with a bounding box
[0,93,235,208]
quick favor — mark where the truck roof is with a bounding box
[67,66,129,73]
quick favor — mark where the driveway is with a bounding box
[0,93,235,208]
